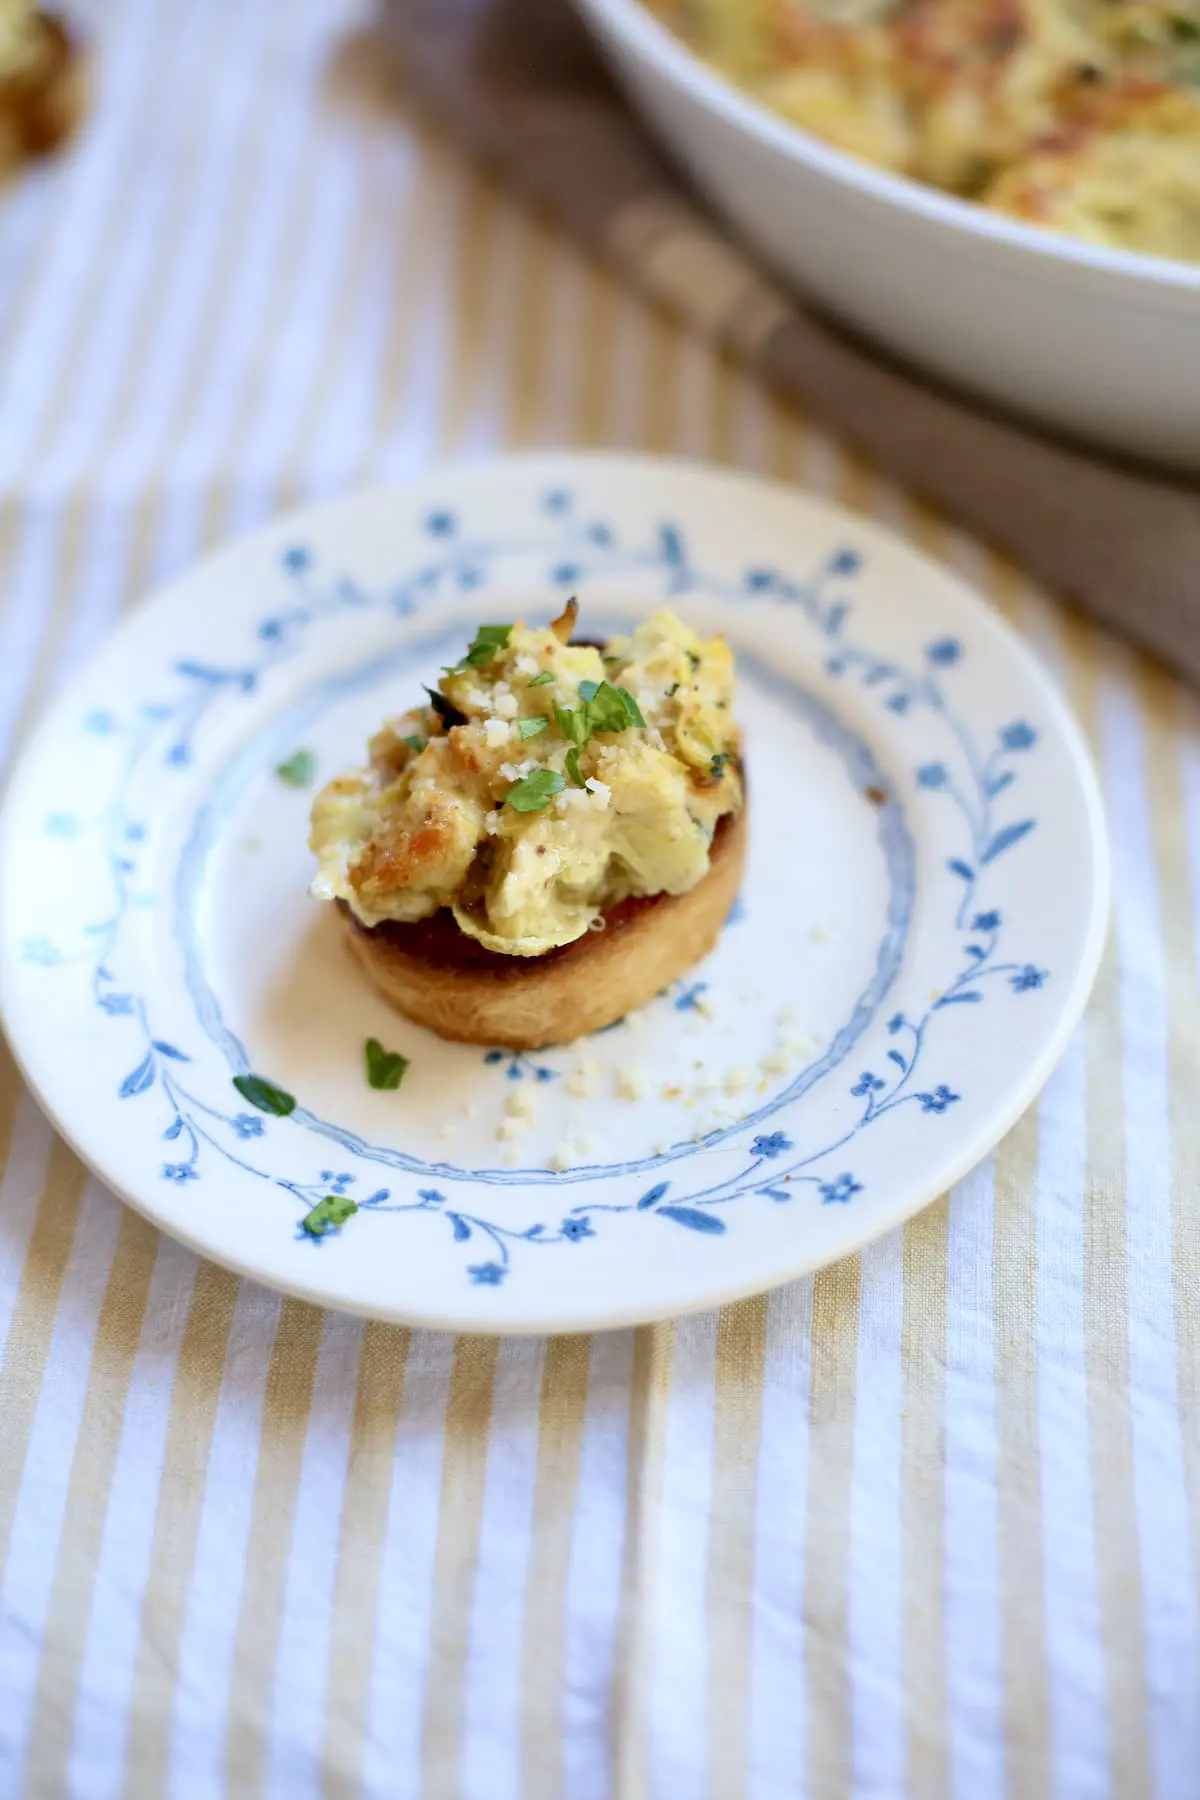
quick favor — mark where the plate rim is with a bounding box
[0,451,1111,1333]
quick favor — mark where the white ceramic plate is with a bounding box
[0,456,1107,1333]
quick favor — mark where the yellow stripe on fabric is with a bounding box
[992,1102,1053,1797]
[0,993,24,1181]
[612,1323,673,1800]
[420,1335,500,1800]
[574,263,620,449]
[1061,611,1152,1799]
[1135,663,1200,1622]
[323,1322,411,1792]
[707,1294,769,1800]
[804,1254,862,1800]
[641,310,684,457]
[22,1210,161,1790]
[764,392,810,481]
[704,350,741,467]
[971,548,1055,1793]
[123,1263,241,1800]
[225,1298,328,1797]
[0,492,23,623]
[437,166,505,456]
[0,1140,88,1566]
[504,207,558,449]
[519,1334,593,1800]
[901,1193,950,1800]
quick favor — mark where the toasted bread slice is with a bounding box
[340,806,747,1049]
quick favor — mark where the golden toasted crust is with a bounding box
[0,15,85,176]
[340,807,747,1049]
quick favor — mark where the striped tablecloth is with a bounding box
[1,4,1198,1795]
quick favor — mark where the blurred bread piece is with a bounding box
[340,805,747,1050]
[0,12,85,177]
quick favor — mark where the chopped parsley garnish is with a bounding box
[275,749,316,788]
[565,746,586,788]
[527,670,554,687]
[665,682,680,698]
[515,716,549,740]
[555,703,590,746]
[425,687,467,728]
[365,1037,409,1091]
[445,623,513,673]
[506,768,566,812]
[617,686,646,728]
[402,735,424,752]
[301,1194,358,1239]
[233,1074,296,1117]
[583,680,637,734]
[556,678,643,752]
[687,650,701,671]
[710,751,730,780]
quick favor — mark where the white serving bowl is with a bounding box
[574,0,1200,474]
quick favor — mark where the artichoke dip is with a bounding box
[648,0,1200,263]
[309,604,744,957]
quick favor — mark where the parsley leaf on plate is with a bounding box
[515,716,549,740]
[365,1037,410,1091]
[565,746,586,788]
[275,749,316,788]
[301,1194,358,1238]
[233,1074,296,1116]
[527,670,554,687]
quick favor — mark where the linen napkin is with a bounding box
[378,0,1200,682]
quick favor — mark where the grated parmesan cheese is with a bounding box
[566,1063,597,1099]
